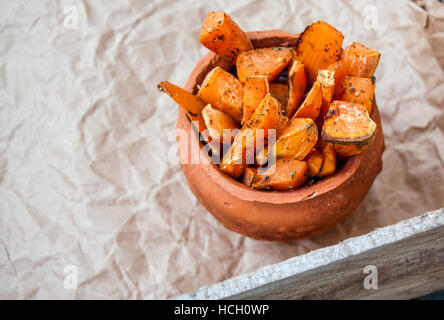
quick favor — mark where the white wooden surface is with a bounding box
[177,208,444,300]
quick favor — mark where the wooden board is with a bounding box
[177,208,444,300]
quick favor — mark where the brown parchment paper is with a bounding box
[0,0,443,299]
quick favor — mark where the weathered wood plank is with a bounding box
[176,208,444,300]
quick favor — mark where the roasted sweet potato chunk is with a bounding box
[318,142,337,177]
[269,83,289,109]
[252,158,308,191]
[337,76,375,114]
[243,94,282,133]
[236,47,293,83]
[242,75,269,125]
[255,114,289,167]
[197,67,244,123]
[305,148,323,177]
[277,115,289,137]
[219,129,248,178]
[157,81,208,137]
[294,81,322,121]
[244,94,282,162]
[220,94,281,178]
[316,69,336,124]
[268,118,318,161]
[200,11,253,63]
[202,104,240,144]
[331,42,381,98]
[294,21,344,84]
[286,60,307,118]
[322,101,377,146]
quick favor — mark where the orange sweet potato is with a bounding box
[236,47,293,83]
[269,83,289,109]
[294,21,344,84]
[202,104,240,145]
[200,11,253,64]
[286,60,307,118]
[322,101,377,146]
[255,114,288,167]
[242,75,269,125]
[197,67,244,123]
[331,42,381,98]
[157,80,207,137]
[268,118,318,161]
[318,142,337,177]
[244,94,282,162]
[294,81,322,121]
[316,69,336,124]
[305,148,323,177]
[337,76,375,114]
[277,115,289,137]
[220,94,281,178]
[219,130,248,178]
[243,94,282,133]
[252,158,308,191]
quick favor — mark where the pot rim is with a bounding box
[179,30,365,204]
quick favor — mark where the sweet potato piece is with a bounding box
[286,60,307,118]
[255,113,288,167]
[318,142,337,177]
[269,83,289,108]
[243,94,282,133]
[255,112,288,167]
[242,75,269,125]
[236,47,293,83]
[219,130,248,178]
[305,148,323,177]
[252,158,308,191]
[268,118,318,161]
[332,42,381,98]
[294,21,344,84]
[316,69,336,124]
[220,94,281,178]
[322,101,377,146]
[337,76,375,114]
[242,167,258,187]
[294,81,322,121]
[333,143,370,158]
[277,115,289,137]
[244,94,282,162]
[199,11,253,64]
[157,81,207,137]
[202,104,240,145]
[197,67,244,123]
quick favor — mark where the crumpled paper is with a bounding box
[0,0,443,299]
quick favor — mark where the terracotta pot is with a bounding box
[176,30,384,241]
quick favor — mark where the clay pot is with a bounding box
[176,30,384,241]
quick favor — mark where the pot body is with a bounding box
[176,30,384,241]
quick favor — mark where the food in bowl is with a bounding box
[158,11,381,193]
